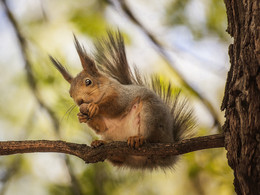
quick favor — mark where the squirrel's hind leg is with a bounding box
[125,98,146,148]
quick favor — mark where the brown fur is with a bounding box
[50,31,195,169]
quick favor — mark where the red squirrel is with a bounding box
[50,31,195,169]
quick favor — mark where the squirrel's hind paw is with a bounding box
[91,140,107,148]
[127,135,145,149]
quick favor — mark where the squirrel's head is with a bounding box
[50,35,111,106]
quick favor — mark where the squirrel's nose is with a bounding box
[76,98,84,106]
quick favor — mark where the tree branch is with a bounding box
[0,134,224,163]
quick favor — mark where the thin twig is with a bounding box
[1,1,83,194]
[1,0,59,131]
[108,0,222,131]
[0,134,224,163]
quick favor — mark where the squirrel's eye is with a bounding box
[85,79,92,86]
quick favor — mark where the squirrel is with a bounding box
[50,31,195,169]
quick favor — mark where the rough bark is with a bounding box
[0,134,224,163]
[222,0,260,194]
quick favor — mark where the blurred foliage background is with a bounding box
[0,0,234,194]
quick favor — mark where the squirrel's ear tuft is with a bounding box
[73,35,99,77]
[49,56,73,83]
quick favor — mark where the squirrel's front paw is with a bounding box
[77,112,89,123]
[80,103,99,119]
[127,135,145,149]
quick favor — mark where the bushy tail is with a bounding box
[150,77,196,141]
[94,31,196,141]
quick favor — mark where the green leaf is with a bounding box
[70,9,108,38]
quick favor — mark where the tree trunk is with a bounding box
[222,0,260,194]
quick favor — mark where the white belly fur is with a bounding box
[101,101,145,141]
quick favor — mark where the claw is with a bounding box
[91,140,107,148]
[80,103,99,119]
[88,103,99,118]
[77,112,89,123]
[127,135,145,149]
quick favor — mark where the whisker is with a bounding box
[61,104,77,122]
[66,104,77,121]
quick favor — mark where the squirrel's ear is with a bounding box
[49,56,73,83]
[73,35,99,77]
